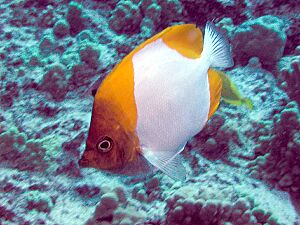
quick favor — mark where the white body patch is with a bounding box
[132,38,210,153]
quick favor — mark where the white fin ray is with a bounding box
[142,145,186,181]
[202,22,234,68]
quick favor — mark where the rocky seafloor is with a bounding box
[0,0,300,224]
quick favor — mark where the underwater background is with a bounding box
[0,0,299,224]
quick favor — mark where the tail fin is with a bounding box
[243,98,254,110]
[202,22,234,68]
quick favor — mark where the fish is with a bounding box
[79,22,234,181]
[217,71,253,110]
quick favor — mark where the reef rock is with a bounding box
[233,15,286,68]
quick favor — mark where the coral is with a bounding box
[139,1,161,36]
[0,126,49,172]
[61,48,81,68]
[112,205,147,225]
[39,35,55,55]
[62,132,85,158]
[247,56,262,68]
[67,1,86,36]
[139,0,183,35]
[249,101,300,197]
[0,48,6,60]
[0,114,5,135]
[164,185,283,225]
[216,17,236,40]
[181,0,247,26]
[277,55,300,105]
[285,17,300,55]
[295,46,300,55]
[232,15,286,69]
[9,4,37,27]
[132,177,161,203]
[140,17,156,37]
[247,0,299,17]
[145,177,160,191]
[53,19,70,39]
[248,0,300,54]
[94,192,119,219]
[36,101,60,117]
[85,188,146,225]
[55,159,81,177]
[132,186,147,202]
[114,186,127,203]
[109,0,142,34]
[79,42,101,70]
[0,1,300,224]
[158,0,183,25]
[0,81,19,108]
[189,114,240,164]
[216,0,235,6]
[65,40,102,90]
[69,63,96,89]
[38,6,56,28]
[74,184,101,198]
[21,0,52,8]
[0,205,16,222]
[77,30,97,43]
[28,54,42,67]
[85,192,120,224]
[25,190,54,213]
[39,63,68,101]
[106,0,183,35]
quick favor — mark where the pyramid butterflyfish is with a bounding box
[78,22,234,181]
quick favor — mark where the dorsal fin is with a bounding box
[207,68,222,119]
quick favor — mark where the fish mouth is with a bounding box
[78,156,89,168]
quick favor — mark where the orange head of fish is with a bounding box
[78,99,140,171]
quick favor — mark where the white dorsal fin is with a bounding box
[202,22,234,68]
[142,145,186,181]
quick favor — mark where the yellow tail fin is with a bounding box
[243,98,254,110]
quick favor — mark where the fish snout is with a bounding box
[78,155,89,167]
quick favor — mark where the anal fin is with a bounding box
[142,145,186,181]
[208,68,222,119]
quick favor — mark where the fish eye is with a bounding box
[96,136,113,153]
